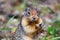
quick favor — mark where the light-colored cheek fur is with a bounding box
[29,16,38,21]
[38,17,42,24]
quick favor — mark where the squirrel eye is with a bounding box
[27,12,30,15]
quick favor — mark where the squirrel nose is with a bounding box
[33,18,36,20]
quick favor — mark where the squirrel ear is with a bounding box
[37,12,41,17]
[36,9,42,17]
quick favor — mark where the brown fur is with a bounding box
[21,16,44,40]
[14,9,44,40]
